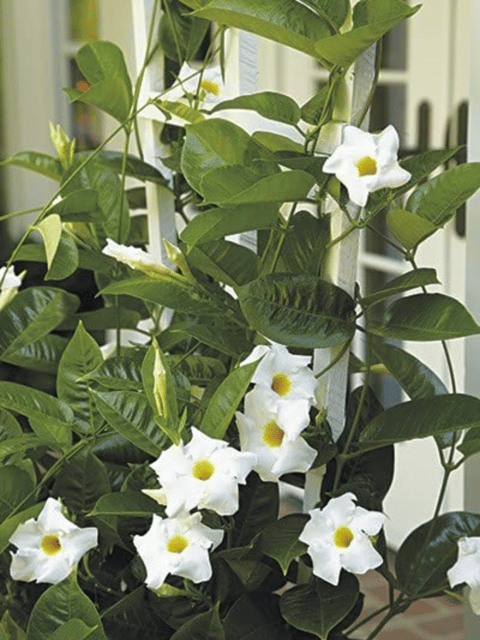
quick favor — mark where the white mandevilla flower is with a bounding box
[9,498,98,584]
[102,238,165,275]
[163,62,229,109]
[299,492,385,586]
[0,265,23,311]
[133,511,223,590]
[242,343,318,440]
[150,427,256,517]
[236,387,316,482]
[322,124,411,207]
[447,536,480,614]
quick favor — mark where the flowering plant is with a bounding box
[1,0,480,638]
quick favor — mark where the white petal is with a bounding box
[271,437,316,477]
[374,125,400,166]
[277,398,312,440]
[322,493,357,528]
[10,549,41,582]
[175,545,212,583]
[186,427,228,460]
[62,528,98,566]
[9,520,43,550]
[341,536,383,575]
[33,555,74,584]
[352,507,385,536]
[0,265,23,290]
[308,540,342,585]
[37,498,77,534]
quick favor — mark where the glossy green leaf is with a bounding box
[0,382,73,447]
[49,620,93,640]
[362,269,439,308]
[57,322,103,434]
[359,394,480,449]
[0,408,22,441]
[301,85,329,125]
[1,334,68,374]
[200,166,315,205]
[64,41,132,123]
[89,491,161,518]
[238,274,355,348]
[279,210,330,276]
[222,593,290,640]
[85,352,144,391]
[169,355,226,386]
[58,307,141,332]
[0,466,34,523]
[0,151,61,181]
[35,214,62,271]
[171,606,225,640]
[252,131,304,154]
[396,512,480,597]
[188,0,331,59]
[456,428,480,458]
[1,611,27,640]
[26,572,106,640]
[188,240,259,287]
[100,274,221,315]
[82,150,168,185]
[211,92,301,124]
[92,389,167,456]
[0,502,44,554]
[315,0,420,67]
[155,99,205,124]
[257,514,308,574]
[234,473,279,546]
[44,231,80,280]
[0,287,79,359]
[48,189,98,218]
[52,449,110,513]
[302,0,349,30]
[273,154,328,188]
[181,118,251,193]
[386,208,437,251]
[370,293,480,341]
[0,435,45,463]
[164,318,250,358]
[159,0,210,63]
[200,360,259,439]
[181,203,278,247]
[280,573,359,639]
[407,163,480,226]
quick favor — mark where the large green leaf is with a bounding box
[159,0,210,63]
[85,351,144,391]
[396,512,480,597]
[211,92,301,124]
[92,389,167,456]
[362,269,439,308]
[252,131,304,154]
[81,150,168,185]
[1,334,68,374]
[1,611,27,640]
[234,473,278,546]
[26,572,106,640]
[315,0,420,68]
[359,394,480,450]
[0,151,61,181]
[0,466,34,523]
[89,491,161,518]
[64,41,132,123]
[188,240,259,287]
[279,210,330,276]
[0,435,45,463]
[181,119,251,193]
[35,214,62,272]
[200,166,315,205]
[171,605,225,640]
[156,100,206,124]
[257,514,308,574]
[386,208,437,251]
[407,163,480,226]
[302,0,349,30]
[163,318,250,358]
[0,382,73,447]
[187,0,331,59]
[181,203,278,247]
[0,287,79,359]
[57,322,104,434]
[369,293,480,341]
[200,360,259,439]
[58,307,141,331]
[48,189,99,218]
[49,620,94,640]
[238,274,355,348]
[52,449,110,513]
[45,231,80,280]
[280,574,359,639]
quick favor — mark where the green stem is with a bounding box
[266,202,298,274]
[315,337,353,379]
[346,602,391,634]
[0,206,43,222]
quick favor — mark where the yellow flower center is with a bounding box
[167,535,189,553]
[40,535,62,556]
[192,459,215,481]
[262,421,285,448]
[356,156,377,177]
[200,79,220,96]
[271,373,291,397]
[333,526,354,548]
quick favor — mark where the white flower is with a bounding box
[0,265,24,311]
[163,63,230,109]
[236,388,316,482]
[322,124,411,207]
[447,537,480,614]
[299,492,385,586]
[150,427,256,517]
[133,511,223,589]
[9,498,98,584]
[102,238,165,275]
[242,343,318,440]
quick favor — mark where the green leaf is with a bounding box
[238,274,355,348]
[362,269,439,308]
[200,360,259,439]
[370,293,480,341]
[50,620,94,640]
[57,322,103,434]
[301,85,329,125]
[100,274,222,316]
[171,605,225,640]
[200,166,315,205]
[85,352,144,391]
[92,389,167,456]
[0,435,45,463]
[252,131,304,154]
[407,163,480,226]
[35,214,62,271]
[48,189,98,218]
[0,382,73,447]
[0,151,61,181]
[302,0,349,30]
[45,231,80,281]
[0,408,22,442]
[386,208,437,251]
[53,448,110,513]
[234,473,279,546]
[164,318,250,358]
[159,0,210,63]
[222,593,290,640]
[181,119,251,193]
[211,92,301,124]
[359,394,480,450]
[58,307,141,331]
[89,491,161,518]
[0,287,79,360]
[257,514,308,574]
[0,502,44,554]
[1,334,68,374]
[188,240,259,287]
[81,150,168,185]
[1,611,27,640]
[279,210,330,276]
[456,428,480,458]
[396,512,480,597]
[280,573,359,639]
[181,203,278,247]
[155,99,205,124]
[26,572,106,640]
[168,355,226,386]
[188,0,331,60]
[0,466,34,523]
[315,0,420,68]
[65,41,132,123]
